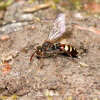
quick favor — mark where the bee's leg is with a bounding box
[30,51,36,62]
[40,54,43,68]
[40,52,45,68]
[67,52,71,57]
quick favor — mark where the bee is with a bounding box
[30,13,78,63]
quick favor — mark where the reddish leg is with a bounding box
[40,54,43,66]
[30,51,36,62]
[40,52,45,68]
[68,51,71,57]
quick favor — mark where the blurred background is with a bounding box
[0,0,100,35]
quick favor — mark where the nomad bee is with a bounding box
[30,13,78,63]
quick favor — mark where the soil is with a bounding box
[0,1,100,100]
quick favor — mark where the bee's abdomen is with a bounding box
[60,44,78,57]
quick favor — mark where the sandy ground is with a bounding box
[0,1,100,100]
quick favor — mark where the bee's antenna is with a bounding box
[30,51,36,62]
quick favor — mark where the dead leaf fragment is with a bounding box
[83,1,100,13]
[0,35,10,41]
[2,50,19,62]
[23,2,52,13]
[2,61,11,76]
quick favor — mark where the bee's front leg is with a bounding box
[40,52,45,68]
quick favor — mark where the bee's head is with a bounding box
[30,46,42,62]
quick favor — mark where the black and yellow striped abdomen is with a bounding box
[60,44,78,57]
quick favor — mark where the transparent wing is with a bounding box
[48,13,66,41]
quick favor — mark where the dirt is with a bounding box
[0,1,100,100]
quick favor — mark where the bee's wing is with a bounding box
[48,13,66,41]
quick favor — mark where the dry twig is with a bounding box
[23,2,52,13]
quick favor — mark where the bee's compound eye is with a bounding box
[37,46,42,55]
[37,50,41,55]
